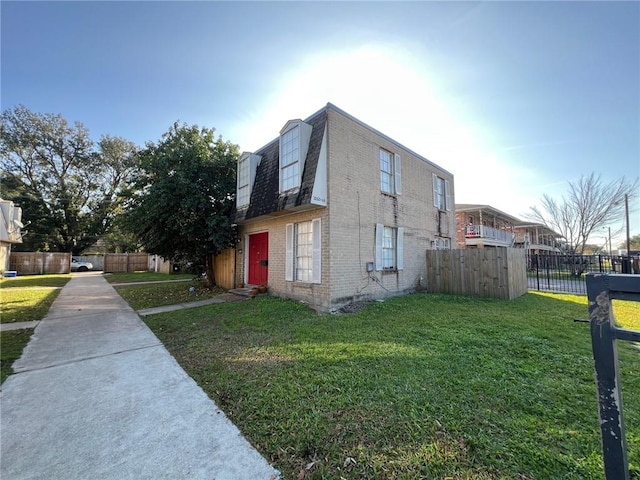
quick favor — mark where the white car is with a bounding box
[71,258,93,272]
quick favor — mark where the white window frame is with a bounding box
[295,221,313,282]
[285,218,321,283]
[432,173,450,211]
[236,153,261,208]
[434,237,451,250]
[375,224,404,271]
[237,157,250,207]
[279,120,313,194]
[280,125,300,192]
[379,149,401,195]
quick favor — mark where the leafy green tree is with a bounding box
[528,173,638,254]
[90,135,139,245]
[123,122,238,287]
[619,234,640,251]
[0,106,138,254]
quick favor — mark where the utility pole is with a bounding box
[608,226,612,257]
[625,194,631,258]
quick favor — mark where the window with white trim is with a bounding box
[432,174,450,211]
[375,224,404,271]
[380,149,401,194]
[281,125,300,192]
[295,221,313,282]
[237,157,250,206]
[285,219,321,283]
[382,226,396,268]
[279,120,312,194]
[236,153,261,208]
[434,237,451,250]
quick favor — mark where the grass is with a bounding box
[0,274,69,381]
[103,271,196,284]
[614,299,640,330]
[0,274,70,289]
[1,329,33,383]
[0,274,70,324]
[143,291,640,480]
[115,280,224,310]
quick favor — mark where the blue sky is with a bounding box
[2,1,639,245]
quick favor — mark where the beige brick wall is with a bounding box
[237,207,330,310]
[325,108,455,307]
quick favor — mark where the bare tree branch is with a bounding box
[527,173,638,254]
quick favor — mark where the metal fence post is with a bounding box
[587,274,629,480]
[587,273,640,479]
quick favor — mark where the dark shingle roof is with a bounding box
[237,108,327,222]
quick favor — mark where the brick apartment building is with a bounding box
[234,103,455,311]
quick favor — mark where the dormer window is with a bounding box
[237,157,250,206]
[236,152,261,208]
[281,125,300,191]
[279,120,312,194]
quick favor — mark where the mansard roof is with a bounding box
[236,107,327,222]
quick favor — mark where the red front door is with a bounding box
[248,232,269,285]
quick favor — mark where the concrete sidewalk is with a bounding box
[136,293,247,316]
[0,272,280,480]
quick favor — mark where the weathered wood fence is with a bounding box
[425,247,527,300]
[10,252,71,275]
[103,253,150,273]
[214,248,236,289]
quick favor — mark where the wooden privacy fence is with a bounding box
[10,252,71,275]
[104,253,150,273]
[425,247,527,300]
[214,248,236,290]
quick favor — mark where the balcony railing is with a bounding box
[465,225,514,244]
[514,232,559,248]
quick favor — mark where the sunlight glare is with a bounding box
[234,44,542,217]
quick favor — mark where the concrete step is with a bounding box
[229,287,267,297]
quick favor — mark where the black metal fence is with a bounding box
[527,253,640,294]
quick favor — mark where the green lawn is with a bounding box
[0,274,70,290]
[115,280,224,310]
[1,329,33,383]
[143,291,640,480]
[0,274,70,382]
[103,271,195,284]
[0,274,70,323]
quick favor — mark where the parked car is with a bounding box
[71,258,93,272]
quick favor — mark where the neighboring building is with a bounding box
[234,103,455,311]
[455,204,520,249]
[513,223,562,254]
[0,198,24,272]
[455,204,563,254]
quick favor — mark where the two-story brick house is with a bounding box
[234,104,454,311]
